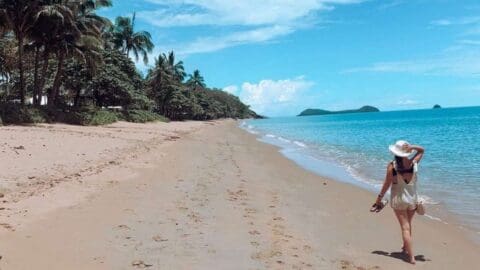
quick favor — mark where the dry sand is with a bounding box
[0,120,478,269]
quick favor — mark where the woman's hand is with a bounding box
[370,203,380,212]
[407,144,425,163]
[405,144,413,152]
[370,198,385,213]
[406,144,424,153]
[370,202,382,213]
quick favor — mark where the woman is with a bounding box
[371,140,425,264]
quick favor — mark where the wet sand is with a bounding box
[0,120,478,269]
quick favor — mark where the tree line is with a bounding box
[0,0,260,124]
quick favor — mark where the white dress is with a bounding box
[390,160,419,210]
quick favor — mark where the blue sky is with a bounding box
[99,0,480,116]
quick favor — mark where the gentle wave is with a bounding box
[277,137,291,143]
[293,141,307,148]
[241,121,259,134]
[240,123,442,218]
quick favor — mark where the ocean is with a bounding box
[242,106,480,235]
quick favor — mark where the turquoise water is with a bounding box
[243,106,480,233]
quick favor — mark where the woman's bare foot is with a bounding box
[408,255,416,265]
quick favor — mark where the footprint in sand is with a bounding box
[116,224,130,230]
[152,235,168,242]
[250,241,260,247]
[131,260,153,268]
[303,245,313,252]
[0,223,14,231]
[249,230,261,235]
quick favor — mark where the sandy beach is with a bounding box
[0,120,478,269]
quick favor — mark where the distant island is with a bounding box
[433,104,442,109]
[297,105,380,116]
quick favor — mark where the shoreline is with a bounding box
[242,120,480,244]
[0,120,478,269]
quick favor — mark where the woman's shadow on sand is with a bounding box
[371,250,431,263]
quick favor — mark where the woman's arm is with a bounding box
[371,163,393,212]
[376,163,393,204]
[408,144,425,163]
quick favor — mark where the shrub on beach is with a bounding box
[0,103,50,124]
[62,108,118,126]
[119,110,168,123]
[89,110,119,126]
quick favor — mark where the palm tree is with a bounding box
[186,69,206,91]
[76,0,112,38]
[46,0,107,107]
[147,55,170,87]
[0,0,39,105]
[166,51,186,82]
[0,32,15,96]
[29,2,74,105]
[146,54,175,114]
[112,12,154,64]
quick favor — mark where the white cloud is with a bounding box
[137,0,365,55]
[430,19,452,26]
[343,50,480,76]
[141,0,364,27]
[377,0,404,10]
[397,99,420,106]
[430,16,480,27]
[223,85,238,95]
[233,76,315,116]
[176,25,294,55]
[458,39,480,46]
[346,14,480,77]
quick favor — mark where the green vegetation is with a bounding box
[0,0,257,126]
[119,109,168,123]
[0,103,49,124]
[298,106,380,116]
[58,108,117,126]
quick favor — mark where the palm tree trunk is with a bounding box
[38,48,50,105]
[49,52,65,107]
[73,87,82,107]
[33,46,40,106]
[17,34,26,105]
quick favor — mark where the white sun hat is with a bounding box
[389,140,413,157]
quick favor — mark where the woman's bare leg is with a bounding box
[402,209,416,252]
[407,209,415,236]
[394,209,416,264]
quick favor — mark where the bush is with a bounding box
[0,103,50,124]
[62,108,118,126]
[120,110,168,123]
[89,110,118,126]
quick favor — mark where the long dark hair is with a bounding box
[394,156,404,171]
[394,155,414,174]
